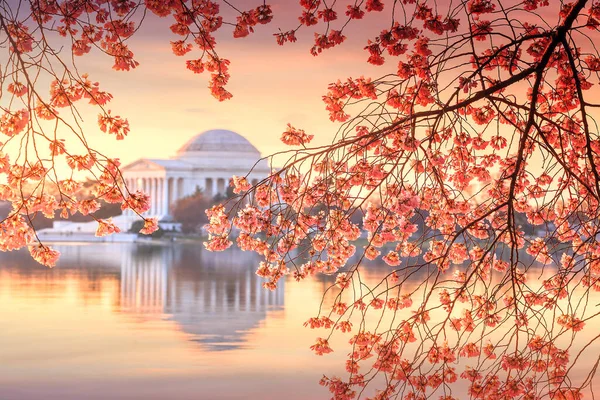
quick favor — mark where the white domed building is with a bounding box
[120,129,270,226]
[36,129,268,239]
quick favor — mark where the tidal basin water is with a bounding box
[0,243,598,399]
[0,243,355,400]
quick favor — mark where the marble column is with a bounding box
[212,178,217,196]
[161,177,168,217]
[156,179,161,215]
[154,178,160,217]
[171,176,178,206]
[182,179,189,198]
[155,178,161,216]
[177,178,183,203]
[156,178,162,218]
[176,178,184,202]
[167,178,173,216]
[150,178,156,216]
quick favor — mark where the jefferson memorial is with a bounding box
[39,129,270,238]
[121,129,271,224]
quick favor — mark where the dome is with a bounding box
[177,129,260,155]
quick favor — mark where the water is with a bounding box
[0,243,342,400]
[0,243,598,399]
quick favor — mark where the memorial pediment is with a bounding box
[122,159,166,172]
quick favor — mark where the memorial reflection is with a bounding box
[119,244,284,350]
[0,243,284,352]
[0,243,597,400]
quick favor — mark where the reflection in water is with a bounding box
[119,244,284,350]
[0,243,310,400]
[0,243,284,352]
[0,243,597,400]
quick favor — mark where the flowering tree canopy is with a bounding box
[2,0,600,398]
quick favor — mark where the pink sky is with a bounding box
[70,1,389,167]
[47,0,573,173]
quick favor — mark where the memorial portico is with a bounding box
[120,129,270,226]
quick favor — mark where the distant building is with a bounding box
[38,129,270,237]
[121,129,270,225]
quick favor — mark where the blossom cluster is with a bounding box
[202,0,600,398]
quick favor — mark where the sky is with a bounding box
[69,1,389,167]
[4,0,575,179]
